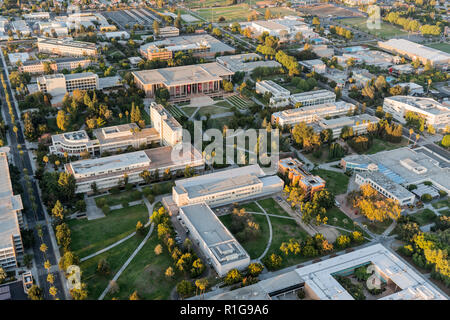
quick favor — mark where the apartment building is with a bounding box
[0,152,24,271]
[49,123,160,157]
[37,72,99,96]
[255,80,290,108]
[278,157,325,198]
[179,203,250,277]
[383,96,450,131]
[149,102,183,147]
[21,57,92,74]
[170,164,284,209]
[289,89,336,107]
[37,37,98,57]
[271,101,356,126]
[66,144,205,193]
[133,63,234,101]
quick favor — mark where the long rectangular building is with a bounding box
[66,144,205,193]
[132,62,234,101]
[170,164,284,208]
[37,37,98,57]
[149,102,183,147]
[383,96,449,131]
[0,152,24,271]
[289,89,336,107]
[20,57,91,74]
[271,101,356,126]
[378,39,450,68]
[315,114,379,139]
[37,72,99,96]
[49,123,160,157]
[179,203,250,277]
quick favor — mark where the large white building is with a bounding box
[149,102,183,147]
[204,244,447,300]
[37,72,99,96]
[179,203,250,277]
[11,20,31,36]
[315,114,379,139]
[49,123,160,157]
[0,152,24,271]
[289,89,336,107]
[378,39,450,69]
[20,57,92,74]
[272,101,356,126]
[66,144,205,193]
[169,164,284,209]
[37,37,98,57]
[38,21,69,37]
[383,96,450,131]
[255,80,291,108]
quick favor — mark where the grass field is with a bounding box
[256,7,299,18]
[411,209,437,226]
[432,198,449,210]
[325,207,370,238]
[219,213,270,259]
[240,202,263,213]
[310,169,350,195]
[207,115,234,130]
[68,204,149,258]
[104,234,184,300]
[94,189,141,207]
[340,17,408,38]
[80,231,145,300]
[194,4,258,23]
[179,106,197,117]
[363,137,409,155]
[426,42,450,54]
[365,218,392,235]
[257,198,291,217]
[196,103,233,117]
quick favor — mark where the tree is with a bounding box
[153,20,160,37]
[59,250,79,272]
[224,269,243,285]
[247,262,264,277]
[165,266,175,278]
[49,286,58,299]
[195,278,208,296]
[0,267,6,284]
[136,221,145,235]
[441,135,450,148]
[154,244,163,255]
[97,259,110,275]
[27,285,44,300]
[51,200,65,221]
[312,17,320,27]
[56,110,68,131]
[129,290,140,300]
[265,8,271,20]
[177,280,195,299]
[70,282,88,300]
[55,223,71,250]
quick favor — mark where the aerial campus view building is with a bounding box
[37,72,99,96]
[37,37,98,57]
[132,62,234,101]
[0,152,24,271]
[205,244,446,300]
[20,57,92,74]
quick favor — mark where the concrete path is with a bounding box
[382,220,397,237]
[276,196,318,237]
[85,196,105,220]
[254,202,273,262]
[98,223,155,300]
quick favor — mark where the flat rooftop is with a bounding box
[318,114,379,129]
[37,37,97,50]
[379,39,450,64]
[386,96,449,116]
[290,89,336,101]
[0,152,22,251]
[133,62,234,87]
[180,203,249,266]
[217,53,281,72]
[274,101,355,119]
[357,171,414,200]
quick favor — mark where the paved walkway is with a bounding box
[254,202,273,262]
[85,196,105,220]
[98,223,155,300]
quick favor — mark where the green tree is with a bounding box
[27,285,44,300]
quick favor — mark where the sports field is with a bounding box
[194,4,259,22]
[426,42,450,54]
[340,17,408,38]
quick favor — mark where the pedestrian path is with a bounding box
[254,202,273,262]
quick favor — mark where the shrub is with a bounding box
[438,190,447,198]
[110,186,121,194]
[101,205,110,214]
[224,269,243,286]
[147,194,155,204]
[421,193,432,202]
[142,186,152,196]
[131,191,142,201]
[96,198,107,208]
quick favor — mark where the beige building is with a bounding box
[20,57,92,74]
[149,102,183,147]
[37,37,98,57]
[0,152,24,271]
[37,72,99,96]
[133,62,234,102]
[49,123,160,157]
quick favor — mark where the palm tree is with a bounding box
[408,128,414,143]
[195,278,208,298]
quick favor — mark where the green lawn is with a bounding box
[363,137,409,155]
[104,234,184,300]
[432,198,449,210]
[196,104,233,117]
[240,202,263,213]
[257,198,290,217]
[340,17,408,38]
[68,204,149,258]
[426,42,450,54]
[95,189,142,207]
[207,116,234,130]
[411,209,437,226]
[256,7,299,18]
[311,169,349,195]
[219,213,270,259]
[180,106,197,117]
[364,218,393,235]
[325,207,370,238]
[80,231,146,300]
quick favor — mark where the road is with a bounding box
[0,50,67,300]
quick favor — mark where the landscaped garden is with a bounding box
[311,169,350,195]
